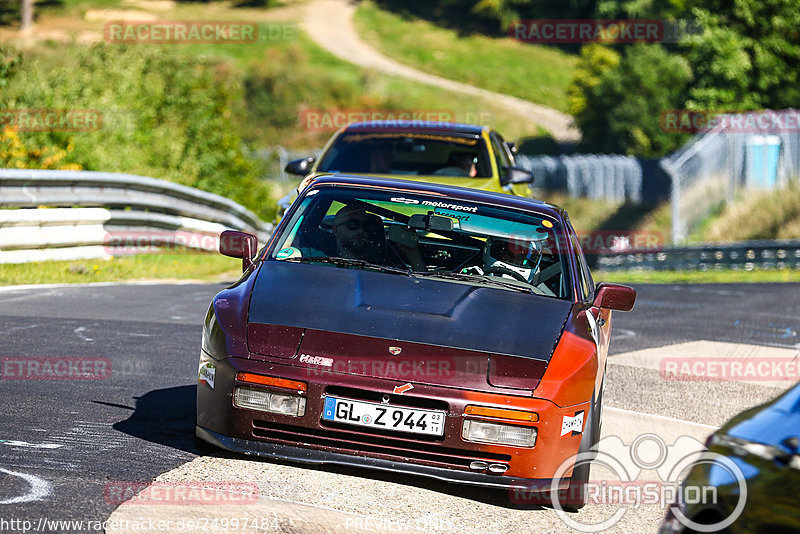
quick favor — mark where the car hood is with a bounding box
[722,382,800,447]
[248,260,571,361]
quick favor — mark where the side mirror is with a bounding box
[284,157,315,176]
[501,166,534,186]
[593,283,636,311]
[220,230,258,272]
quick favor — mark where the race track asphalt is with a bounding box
[0,282,798,531]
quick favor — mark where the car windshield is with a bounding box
[315,132,492,178]
[270,186,572,299]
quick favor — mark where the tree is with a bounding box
[21,0,33,31]
[681,0,800,110]
[567,44,620,138]
[572,44,692,157]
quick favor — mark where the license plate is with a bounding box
[322,396,445,436]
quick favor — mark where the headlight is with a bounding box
[234,387,306,416]
[462,420,537,447]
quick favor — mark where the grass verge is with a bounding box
[354,1,577,113]
[594,269,800,285]
[0,252,242,286]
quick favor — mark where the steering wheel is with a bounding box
[483,265,529,283]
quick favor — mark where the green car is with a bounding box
[279,121,534,215]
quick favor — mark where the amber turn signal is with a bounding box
[236,372,307,392]
[464,405,538,422]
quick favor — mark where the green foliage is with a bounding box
[682,1,800,110]
[596,0,687,19]
[241,43,379,147]
[372,0,596,36]
[3,43,273,220]
[568,0,798,156]
[0,43,21,88]
[567,44,620,120]
[572,44,692,157]
[0,127,82,170]
[0,252,241,286]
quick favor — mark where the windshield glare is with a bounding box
[315,132,492,178]
[271,187,572,299]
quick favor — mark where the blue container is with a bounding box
[745,135,781,190]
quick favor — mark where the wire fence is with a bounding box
[661,109,800,244]
[515,154,643,204]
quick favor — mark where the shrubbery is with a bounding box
[1,43,273,220]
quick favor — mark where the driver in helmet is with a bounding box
[461,234,546,286]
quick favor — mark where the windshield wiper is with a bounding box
[281,256,415,277]
[417,271,533,294]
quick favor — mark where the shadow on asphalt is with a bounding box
[111,385,204,455]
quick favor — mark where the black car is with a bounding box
[659,382,800,533]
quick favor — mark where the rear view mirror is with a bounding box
[284,157,315,176]
[220,230,258,272]
[408,213,454,232]
[593,283,636,311]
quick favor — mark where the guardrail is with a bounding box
[595,239,800,272]
[0,169,272,264]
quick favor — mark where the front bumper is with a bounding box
[197,425,564,491]
[196,355,587,489]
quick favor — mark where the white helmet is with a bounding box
[483,236,545,283]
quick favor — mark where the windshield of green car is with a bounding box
[270,186,573,299]
[315,132,493,178]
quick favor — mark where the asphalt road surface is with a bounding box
[0,282,798,533]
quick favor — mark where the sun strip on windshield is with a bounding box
[341,133,480,145]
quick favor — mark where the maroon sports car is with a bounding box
[196,174,635,507]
